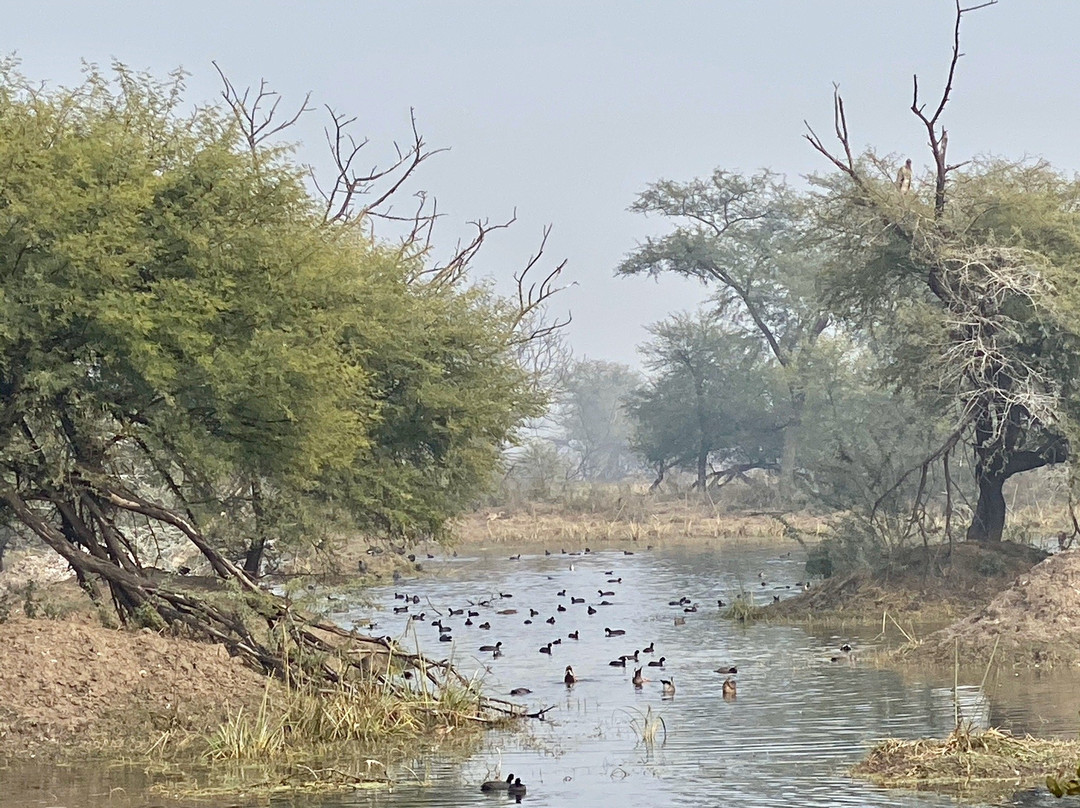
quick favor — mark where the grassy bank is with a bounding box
[853,726,1080,800]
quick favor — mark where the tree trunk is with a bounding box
[648,461,666,493]
[243,477,268,578]
[243,538,267,577]
[696,448,708,491]
[966,472,1006,543]
[779,424,799,499]
[778,388,805,501]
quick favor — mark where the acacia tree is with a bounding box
[625,311,784,491]
[617,171,830,495]
[0,62,560,677]
[804,0,1080,542]
[556,359,641,482]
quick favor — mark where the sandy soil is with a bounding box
[0,612,279,762]
[901,548,1080,668]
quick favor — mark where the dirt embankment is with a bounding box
[900,548,1080,668]
[0,614,279,762]
[765,541,1048,626]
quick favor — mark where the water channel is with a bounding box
[5,541,1078,807]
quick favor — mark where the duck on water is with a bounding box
[481,773,514,791]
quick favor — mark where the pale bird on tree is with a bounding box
[895,158,913,194]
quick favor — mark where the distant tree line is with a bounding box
[539,3,1080,556]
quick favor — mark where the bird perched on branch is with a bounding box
[895,158,913,194]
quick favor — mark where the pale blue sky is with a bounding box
[6,1,1078,366]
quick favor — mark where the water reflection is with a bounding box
[3,543,1073,808]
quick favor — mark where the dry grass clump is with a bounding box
[853,725,1080,797]
[459,498,824,548]
[205,675,495,762]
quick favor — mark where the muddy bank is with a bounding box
[897,548,1080,669]
[762,541,1047,626]
[0,614,279,762]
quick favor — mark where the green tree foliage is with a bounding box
[805,14,1080,542]
[557,359,641,482]
[0,61,549,641]
[617,170,831,494]
[625,311,785,491]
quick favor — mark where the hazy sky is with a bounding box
[7,1,1079,366]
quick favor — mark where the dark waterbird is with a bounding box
[564,665,576,685]
[481,774,515,792]
[509,687,531,696]
[605,627,626,637]
[508,778,527,797]
[479,642,502,653]
[715,665,738,674]
[723,677,737,699]
[647,656,666,667]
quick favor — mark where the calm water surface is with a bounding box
[3,542,1076,807]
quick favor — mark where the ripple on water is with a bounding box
[14,544,1072,808]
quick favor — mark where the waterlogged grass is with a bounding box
[724,596,764,623]
[852,725,1080,799]
[626,706,667,753]
[153,672,515,798]
[206,675,505,762]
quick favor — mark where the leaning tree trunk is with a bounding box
[966,471,1006,543]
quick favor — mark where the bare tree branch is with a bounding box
[910,0,996,215]
[213,62,313,153]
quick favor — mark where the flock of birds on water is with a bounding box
[375,545,855,798]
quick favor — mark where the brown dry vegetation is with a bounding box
[852,726,1080,798]
[764,542,1048,627]
[457,497,826,550]
[898,548,1080,669]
